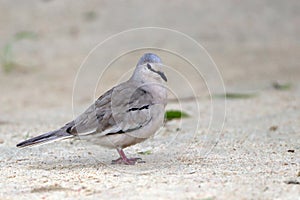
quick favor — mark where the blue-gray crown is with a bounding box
[137,53,162,66]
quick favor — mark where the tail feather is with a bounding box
[16,129,73,148]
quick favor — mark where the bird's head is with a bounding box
[131,53,167,83]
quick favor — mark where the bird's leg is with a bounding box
[111,148,144,165]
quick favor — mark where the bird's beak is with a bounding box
[146,63,167,82]
[158,71,167,82]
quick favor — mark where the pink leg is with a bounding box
[111,148,145,165]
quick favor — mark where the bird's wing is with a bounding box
[66,81,155,137]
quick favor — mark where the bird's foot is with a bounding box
[111,157,144,165]
[112,148,145,165]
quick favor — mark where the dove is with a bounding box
[16,53,168,165]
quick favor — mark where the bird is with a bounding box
[16,53,168,165]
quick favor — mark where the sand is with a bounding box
[0,0,299,199]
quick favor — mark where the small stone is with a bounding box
[284,180,300,185]
[287,149,295,153]
[269,126,278,131]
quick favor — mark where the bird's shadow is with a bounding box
[9,141,182,173]
[15,154,174,176]
[12,149,158,172]
[10,142,115,170]
[23,157,108,170]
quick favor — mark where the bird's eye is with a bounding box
[146,63,152,70]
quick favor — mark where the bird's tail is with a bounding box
[16,129,73,148]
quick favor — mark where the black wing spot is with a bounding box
[96,113,105,120]
[127,105,149,112]
[66,126,72,133]
[66,126,77,134]
[105,116,152,136]
[106,129,125,135]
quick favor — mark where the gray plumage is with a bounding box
[17,53,168,165]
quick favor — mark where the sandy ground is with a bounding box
[0,0,300,199]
